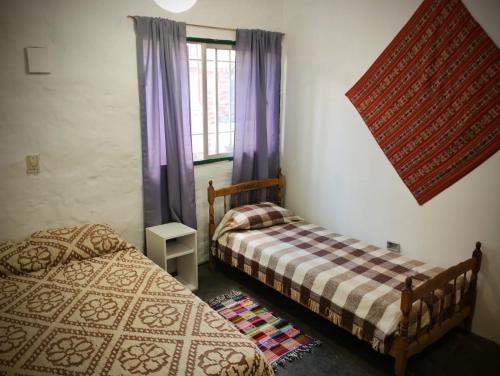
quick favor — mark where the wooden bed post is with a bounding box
[394,276,412,376]
[207,180,217,271]
[277,168,283,206]
[464,241,482,331]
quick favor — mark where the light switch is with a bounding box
[26,47,51,74]
[26,155,40,175]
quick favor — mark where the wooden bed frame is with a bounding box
[207,170,482,376]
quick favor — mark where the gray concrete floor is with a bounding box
[195,263,500,376]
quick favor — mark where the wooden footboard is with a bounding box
[390,242,483,376]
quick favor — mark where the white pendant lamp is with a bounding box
[153,0,198,13]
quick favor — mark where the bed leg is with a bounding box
[209,252,218,272]
[462,316,472,332]
[394,352,408,376]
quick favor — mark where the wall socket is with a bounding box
[387,241,401,253]
[26,155,40,175]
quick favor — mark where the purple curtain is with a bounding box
[135,17,197,229]
[232,29,283,203]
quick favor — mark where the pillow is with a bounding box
[213,202,302,241]
[0,240,60,276]
[0,224,127,276]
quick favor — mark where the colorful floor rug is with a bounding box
[208,290,321,371]
[346,0,500,205]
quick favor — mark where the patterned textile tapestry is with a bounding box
[346,0,500,204]
[209,291,320,370]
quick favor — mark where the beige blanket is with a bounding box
[0,224,273,376]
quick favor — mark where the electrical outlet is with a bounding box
[387,241,401,253]
[26,155,40,175]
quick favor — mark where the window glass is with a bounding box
[188,43,236,161]
[188,59,203,135]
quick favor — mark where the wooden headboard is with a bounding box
[207,169,284,247]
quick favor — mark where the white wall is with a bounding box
[0,0,283,257]
[281,0,500,344]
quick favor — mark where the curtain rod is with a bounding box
[127,15,236,32]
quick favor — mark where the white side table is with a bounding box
[145,222,198,291]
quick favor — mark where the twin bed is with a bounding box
[0,224,273,375]
[208,170,482,376]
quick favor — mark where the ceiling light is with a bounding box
[153,0,198,13]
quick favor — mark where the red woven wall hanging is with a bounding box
[346,0,500,204]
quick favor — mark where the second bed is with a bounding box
[207,172,482,376]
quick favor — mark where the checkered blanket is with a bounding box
[212,203,448,353]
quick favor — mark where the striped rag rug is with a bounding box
[346,0,500,205]
[208,290,321,370]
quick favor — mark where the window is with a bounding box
[188,41,236,162]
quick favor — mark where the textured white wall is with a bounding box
[281,0,500,343]
[0,0,283,256]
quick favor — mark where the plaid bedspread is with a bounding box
[213,204,447,353]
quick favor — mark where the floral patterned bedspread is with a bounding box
[0,224,273,376]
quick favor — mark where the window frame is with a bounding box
[187,37,236,166]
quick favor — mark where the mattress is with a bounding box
[0,224,273,376]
